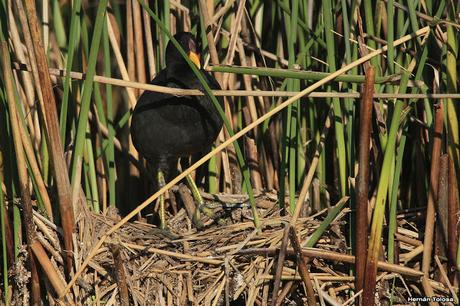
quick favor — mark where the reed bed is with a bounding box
[0,0,459,305]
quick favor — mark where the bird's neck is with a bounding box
[166,62,196,83]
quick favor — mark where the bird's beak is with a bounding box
[188,51,201,69]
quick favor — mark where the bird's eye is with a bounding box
[188,39,197,53]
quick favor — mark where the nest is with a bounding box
[10,190,455,305]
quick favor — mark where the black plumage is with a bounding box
[131,32,223,224]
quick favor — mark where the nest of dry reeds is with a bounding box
[7,188,453,306]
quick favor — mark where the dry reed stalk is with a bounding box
[13,79,39,154]
[125,0,141,208]
[2,41,70,302]
[447,155,458,282]
[313,277,332,306]
[237,39,259,134]
[289,226,317,305]
[13,0,47,157]
[111,245,130,306]
[17,104,53,219]
[177,184,199,223]
[341,273,394,306]
[198,0,227,193]
[320,288,340,306]
[30,248,41,304]
[274,281,295,306]
[421,99,444,304]
[211,276,226,306]
[7,2,36,111]
[221,0,246,88]
[434,256,458,303]
[232,256,263,298]
[355,66,375,293]
[13,0,43,104]
[421,277,437,304]
[197,271,224,304]
[212,0,236,23]
[248,259,268,304]
[198,0,221,82]
[31,241,70,301]
[36,234,63,264]
[199,0,231,194]
[288,106,333,226]
[132,0,147,93]
[2,38,40,304]
[126,0,136,95]
[237,247,424,277]
[401,244,424,264]
[261,275,354,281]
[246,62,273,193]
[218,132,233,193]
[389,0,460,29]
[61,26,430,298]
[245,137,263,192]
[141,0,156,79]
[223,100,239,193]
[395,233,422,246]
[22,0,75,275]
[41,0,49,51]
[224,258,231,306]
[105,17,137,107]
[270,225,290,306]
[119,242,222,265]
[14,61,460,99]
[436,155,448,259]
[261,260,273,305]
[206,0,214,16]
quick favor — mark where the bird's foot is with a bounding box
[185,174,219,228]
[159,194,166,229]
[191,212,204,229]
[157,171,167,230]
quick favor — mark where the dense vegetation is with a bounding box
[0,0,459,304]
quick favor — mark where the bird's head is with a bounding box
[166,32,202,72]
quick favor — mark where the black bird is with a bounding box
[131,32,224,228]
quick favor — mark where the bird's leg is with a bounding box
[185,174,214,225]
[157,170,166,229]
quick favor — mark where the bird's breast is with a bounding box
[131,96,221,160]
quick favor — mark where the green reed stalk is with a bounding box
[305,197,349,247]
[279,0,300,212]
[52,0,67,49]
[323,0,347,196]
[70,0,108,187]
[209,65,400,83]
[60,0,81,145]
[102,20,116,207]
[0,150,8,305]
[388,127,407,264]
[84,126,99,212]
[0,42,21,265]
[363,72,409,304]
[446,22,459,187]
[387,0,395,75]
[363,0,379,70]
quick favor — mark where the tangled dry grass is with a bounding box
[5,188,453,306]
